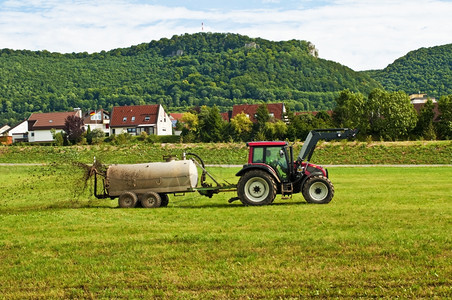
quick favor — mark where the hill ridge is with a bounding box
[0,32,381,127]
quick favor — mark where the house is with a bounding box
[169,113,184,128]
[412,102,441,122]
[409,93,436,104]
[27,109,83,143]
[0,125,10,135]
[83,109,110,136]
[410,93,441,122]
[231,103,286,123]
[0,125,12,145]
[110,104,172,136]
[169,113,184,136]
[5,120,29,143]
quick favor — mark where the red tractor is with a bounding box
[234,128,358,205]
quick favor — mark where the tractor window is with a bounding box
[265,146,288,179]
[252,147,264,163]
[265,147,282,164]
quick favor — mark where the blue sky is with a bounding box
[0,0,451,70]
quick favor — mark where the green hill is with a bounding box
[0,32,381,126]
[364,44,452,97]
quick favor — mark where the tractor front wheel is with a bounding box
[302,175,334,204]
[237,170,277,206]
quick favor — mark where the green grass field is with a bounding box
[0,165,451,298]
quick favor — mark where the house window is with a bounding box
[131,116,135,122]
[127,128,137,133]
[123,117,127,122]
[145,116,150,121]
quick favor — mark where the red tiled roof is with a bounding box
[110,105,160,127]
[231,103,285,122]
[169,113,184,121]
[28,111,80,130]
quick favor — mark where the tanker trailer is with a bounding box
[93,154,236,208]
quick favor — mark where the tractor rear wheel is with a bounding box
[141,192,162,208]
[118,191,138,208]
[302,175,334,204]
[237,170,277,206]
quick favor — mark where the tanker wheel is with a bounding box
[141,192,162,208]
[159,194,169,207]
[237,170,277,206]
[118,191,138,208]
[302,175,334,204]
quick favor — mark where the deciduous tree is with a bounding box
[333,89,366,131]
[63,115,85,145]
[437,95,452,139]
[366,89,417,140]
[230,112,253,141]
[198,105,224,142]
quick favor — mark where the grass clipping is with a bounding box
[66,159,108,202]
[74,159,107,183]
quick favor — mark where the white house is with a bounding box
[109,104,172,136]
[27,110,83,143]
[6,120,28,143]
[409,93,437,104]
[83,109,110,136]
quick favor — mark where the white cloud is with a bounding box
[0,0,450,70]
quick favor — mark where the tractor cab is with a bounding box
[246,141,294,182]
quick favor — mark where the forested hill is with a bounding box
[364,44,452,97]
[0,32,381,127]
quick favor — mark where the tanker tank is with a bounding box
[105,159,198,197]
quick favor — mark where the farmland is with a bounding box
[0,160,451,298]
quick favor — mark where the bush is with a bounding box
[109,133,133,145]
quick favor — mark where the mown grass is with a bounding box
[0,165,451,298]
[1,140,451,165]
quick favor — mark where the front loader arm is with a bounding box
[297,128,358,162]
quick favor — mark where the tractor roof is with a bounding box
[247,141,288,147]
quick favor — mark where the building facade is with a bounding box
[110,104,172,136]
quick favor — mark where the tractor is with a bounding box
[234,128,358,205]
[92,128,357,208]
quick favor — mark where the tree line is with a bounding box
[176,89,452,142]
[36,88,452,145]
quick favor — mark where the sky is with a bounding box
[0,0,451,71]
